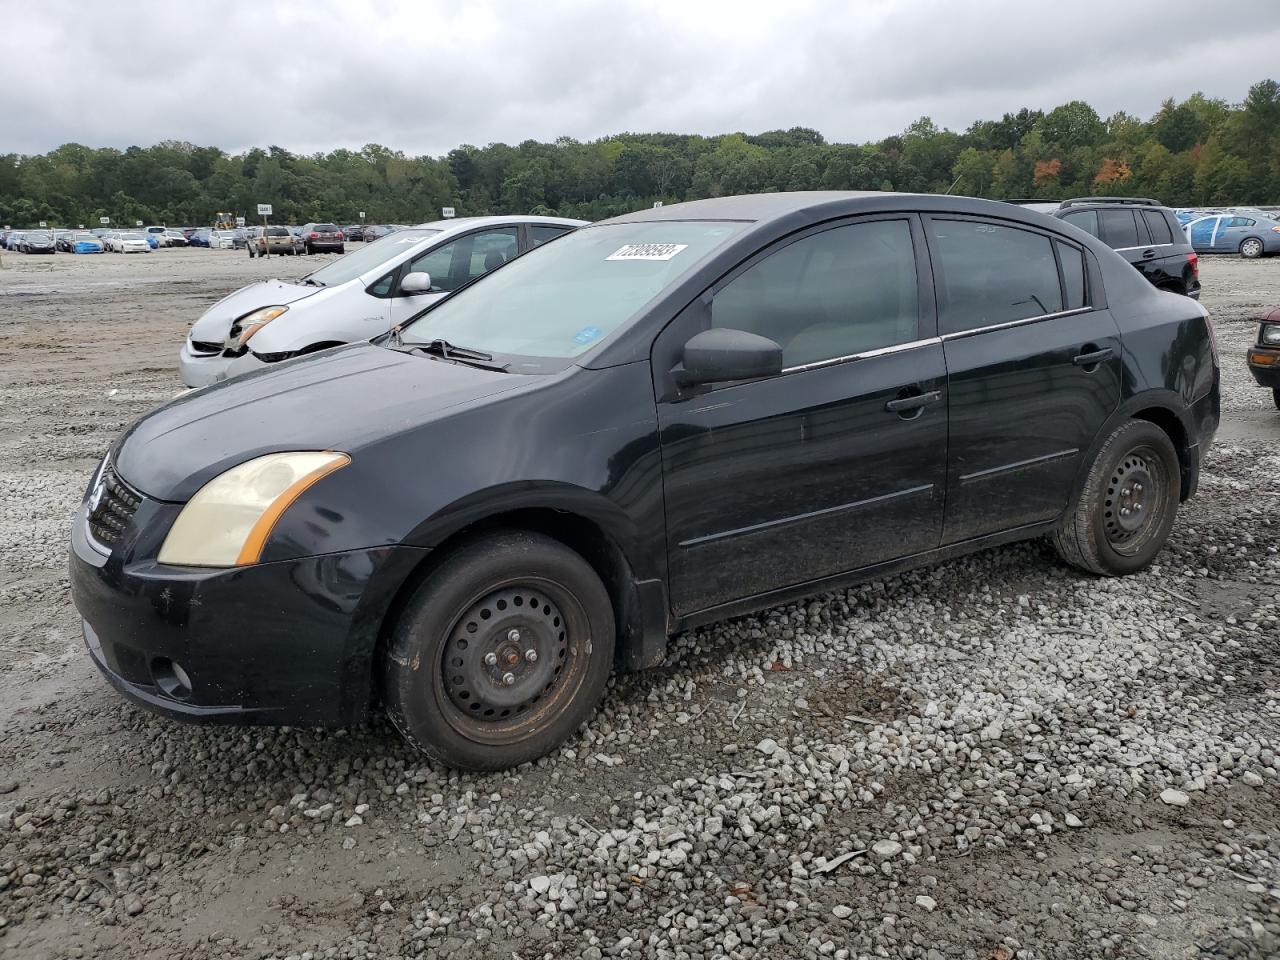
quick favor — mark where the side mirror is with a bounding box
[677,328,783,387]
[399,272,433,296]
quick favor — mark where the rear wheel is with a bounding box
[1052,419,1180,576]
[1273,387,1280,411]
[383,530,615,770]
[1241,237,1264,259]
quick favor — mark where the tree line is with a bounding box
[2,79,1278,229]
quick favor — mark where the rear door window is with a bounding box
[1142,210,1174,245]
[927,219,1064,334]
[1098,210,1139,249]
[1061,210,1099,238]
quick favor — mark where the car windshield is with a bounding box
[400,220,747,363]
[304,227,442,286]
[122,233,145,241]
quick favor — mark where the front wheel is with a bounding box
[1052,419,1180,576]
[383,530,615,770]
[1241,237,1264,259]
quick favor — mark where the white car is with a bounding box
[145,226,171,247]
[179,215,584,387]
[106,232,151,254]
[210,230,238,250]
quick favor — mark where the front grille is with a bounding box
[189,339,222,355]
[88,465,142,546]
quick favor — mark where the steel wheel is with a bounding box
[437,580,585,745]
[1101,447,1169,556]
[1241,238,1264,259]
[383,530,615,770]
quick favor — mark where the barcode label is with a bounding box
[606,243,689,261]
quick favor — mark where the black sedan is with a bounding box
[22,230,56,254]
[70,192,1220,770]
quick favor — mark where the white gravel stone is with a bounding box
[1160,788,1190,807]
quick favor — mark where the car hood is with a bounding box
[114,343,532,501]
[187,279,322,342]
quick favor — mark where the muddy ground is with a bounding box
[1,247,1278,960]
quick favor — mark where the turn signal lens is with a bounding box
[1248,349,1278,366]
[157,452,349,567]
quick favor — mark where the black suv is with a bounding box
[71,192,1220,770]
[1039,198,1200,299]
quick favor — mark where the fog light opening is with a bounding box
[151,657,193,701]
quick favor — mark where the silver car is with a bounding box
[179,215,584,387]
[1185,213,1280,259]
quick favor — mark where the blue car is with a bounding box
[188,229,212,248]
[1185,214,1280,259]
[72,233,104,254]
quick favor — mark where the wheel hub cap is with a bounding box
[443,587,568,722]
[1105,455,1155,543]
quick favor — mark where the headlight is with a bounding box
[232,305,289,348]
[1262,323,1280,346]
[157,452,349,567]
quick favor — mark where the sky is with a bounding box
[3,0,1279,157]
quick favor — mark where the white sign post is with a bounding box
[441,206,456,219]
[235,216,245,227]
[135,220,143,228]
[100,217,110,225]
[38,220,47,228]
[256,204,272,253]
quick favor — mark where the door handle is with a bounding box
[1072,346,1114,367]
[1141,248,1156,259]
[885,390,941,413]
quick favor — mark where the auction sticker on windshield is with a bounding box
[606,243,689,261]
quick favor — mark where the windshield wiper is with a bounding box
[300,277,325,287]
[417,338,494,361]
[407,339,508,371]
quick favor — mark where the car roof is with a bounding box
[412,215,587,231]
[603,191,1080,231]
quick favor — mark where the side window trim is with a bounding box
[920,213,1095,337]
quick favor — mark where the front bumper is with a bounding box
[178,340,233,387]
[1247,347,1280,388]
[70,493,427,726]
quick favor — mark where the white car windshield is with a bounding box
[304,227,442,287]
[400,220,746,362]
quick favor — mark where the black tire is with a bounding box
[1240,237,1264,259]
[1053,420,1180,576]
[1273,387,1280,411]
[337,245,345,255]
[305,243,313,256]
[383,530,615,770]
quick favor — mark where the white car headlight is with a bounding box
[1261,323,1280,346]
[157,452,349,567]
[233,305,289,348]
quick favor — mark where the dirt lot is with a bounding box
[1,247,1278,960]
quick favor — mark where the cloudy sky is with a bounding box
[3,0,1278,157]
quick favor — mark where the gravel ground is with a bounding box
[1,248,1278,960]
